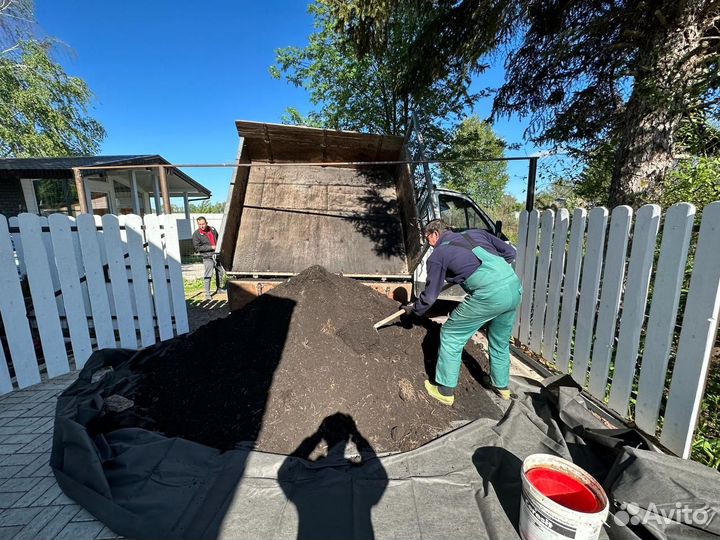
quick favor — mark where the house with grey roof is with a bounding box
[0,155,211,219]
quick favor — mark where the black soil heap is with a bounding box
[132,266,500,454]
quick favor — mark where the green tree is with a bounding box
[438,117,509,208]
[331,1,720,207]
[0,1,104,157]
[576,114,720,208]
[491,193,523,244]
[189,200,225,214]
[0,0,32,52]
[270,1,483,150]
[535,180,585,212]
[660,158,720,210]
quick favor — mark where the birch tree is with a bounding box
[0,0,104,157]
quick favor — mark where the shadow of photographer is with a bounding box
[278,413,389,540]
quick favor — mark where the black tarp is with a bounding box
[51,347,720,539]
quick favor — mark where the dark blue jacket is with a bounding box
[412,229,516,315]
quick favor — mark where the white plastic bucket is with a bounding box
[519,454,609,540]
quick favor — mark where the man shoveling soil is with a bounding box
[399,219,522,405]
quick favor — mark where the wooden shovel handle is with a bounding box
[373,309,405,329]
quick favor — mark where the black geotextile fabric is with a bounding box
[51,346,720,540]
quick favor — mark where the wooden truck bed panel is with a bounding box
[231,165,409,275]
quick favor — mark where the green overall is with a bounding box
[435,237,522,390]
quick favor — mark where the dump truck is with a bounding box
[217,120,505,311]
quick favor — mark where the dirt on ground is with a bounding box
[132,266,501,455]
[185,294,230,332]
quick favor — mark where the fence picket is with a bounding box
[102,215,138,348]
[8,216,25,277]
[40,216,68,321]
[144,214,174,341]
[608,205,661,414]
[529,210,555,354]
[661,201,720,457]
[77,214,116,349]
[587,206,633,399]
[48,214,93,369]
[18,213,69,378]
[513,210,529,338]
[125,215,156,347]
[571,207,608,385]
[635,203,696,434]
[163,214,189,335]
[519,210,540,343]
[65,217,92,316]
[0,339,12,394]
[541,209,569,359]
[0,216,36,391]
[556,209,587,373]
[39,217,60,291]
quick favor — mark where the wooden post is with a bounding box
[183,192,190,220]
[73,168,88,214]
[526,157,538,212]
[152,171,162,215]
[85,179,92,214]
[130,170,141,215]
[158,165,171,215]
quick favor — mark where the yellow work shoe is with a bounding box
[480,374,515,400]
[424,380,454,406]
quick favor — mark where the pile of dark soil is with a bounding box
[132,266,501,454]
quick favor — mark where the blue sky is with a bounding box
[37,1,540,203]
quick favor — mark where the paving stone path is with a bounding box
[0,373,117,540]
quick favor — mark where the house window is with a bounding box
[32,179,80,217]
[113,181,144,215]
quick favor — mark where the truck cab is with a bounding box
[412,187,507,302]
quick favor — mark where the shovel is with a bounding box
[373,309,406,332]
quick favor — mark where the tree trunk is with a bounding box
[608,6,706,207]
[608,90,679,207]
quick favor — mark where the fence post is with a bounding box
[556,209,586,373]
[541,209,569,359]
[529,210,555,354]
[125,215,157,347]
[77,214,116,350]
[0,216,39,391]
[571,207,608,385]
[519,210,540,344]
[48,214,93,369]
[587,206,632,399]
[19,213,70,378]
[661,201,720,457]
[163,214,189,335]
[102,214,138,349]
[635,203,696,434]
[608,204,661,414]
[144,214,174,341]
[513,210,529,339]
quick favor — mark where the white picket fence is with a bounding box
[513,201,720,458]
[0,212,189,394]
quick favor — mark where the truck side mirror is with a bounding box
[495,220,503,234]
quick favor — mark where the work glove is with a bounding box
[400,303,414,316]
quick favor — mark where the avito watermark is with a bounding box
[614,501,717,527]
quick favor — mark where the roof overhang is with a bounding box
[0,155,211,198]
